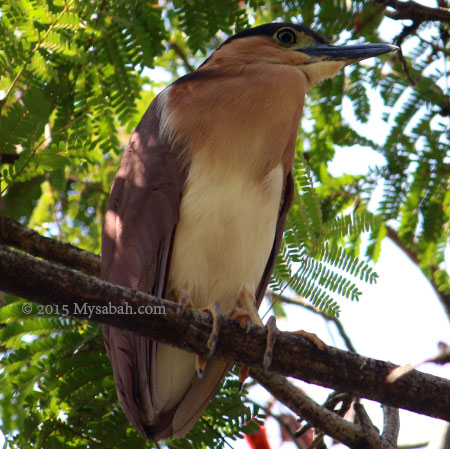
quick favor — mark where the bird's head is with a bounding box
[201,22,398,87]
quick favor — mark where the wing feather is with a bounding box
[101,93,186,437]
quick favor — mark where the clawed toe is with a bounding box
[229,308,253,329]
[263,315,278,372]
[176,292,191,318]
[205,302,223,358]
[195,354,207,378]
[293,330,326,350]
[238,365,249,392]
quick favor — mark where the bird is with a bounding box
[100,22,397,441]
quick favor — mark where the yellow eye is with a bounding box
[276,28,296,46]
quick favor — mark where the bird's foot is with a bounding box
[292,330,326,350]
[263,316,277,372]
[231,289,263,389]
[229,308,253,331]
[195,303,223,378]
[175,291,192,318]
[238,365,249,392]
[195,354,207,379]
[228,308,253,389]
[236,287,264,327]
[203,302,223,358]
[231,289,280,387]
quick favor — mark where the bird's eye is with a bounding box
[276,29,296,46]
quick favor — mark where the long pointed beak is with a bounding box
[300,43,398,62]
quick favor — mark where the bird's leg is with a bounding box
[171,289,213,377]
[195,302,223,378]
[205,302,223,358]
[239,317,276,389]
[231,288,278,388]
[263,315,277,371]
[235,287,264,327]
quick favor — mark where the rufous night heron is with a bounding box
[101,22,397,440]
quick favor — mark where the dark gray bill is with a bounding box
[300,43,398,60]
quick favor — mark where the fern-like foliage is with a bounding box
[271,152,379,317]
[167,375,262,449]
[0,296,261,449]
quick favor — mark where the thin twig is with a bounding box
[3,5,70,103]
[397,443,429,449]
[169,42,195,73]
[251,368,394,449]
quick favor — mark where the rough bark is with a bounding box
[1,243,449,422]
[376,0,450,22]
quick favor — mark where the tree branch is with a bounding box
[169,42,195,73]
[0,244,449,423]
[382,405,400,445]
[376,0,450,22]
[0,215,99,276]
[250,368,394,449]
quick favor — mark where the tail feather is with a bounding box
[103,325,229,440]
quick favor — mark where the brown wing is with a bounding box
[255,171,294,307]
[101,94,187,437]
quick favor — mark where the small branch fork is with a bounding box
[375,0,450,23]
[375,0,450,87]
[1,217,450,445]
[251,369,399,449]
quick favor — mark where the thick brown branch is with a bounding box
[376,0,450,22]
[0,244,449,422]
[0,215,99,276]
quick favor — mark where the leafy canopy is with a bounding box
[0,0,448,448]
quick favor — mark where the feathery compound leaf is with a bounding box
[272,163,379,316]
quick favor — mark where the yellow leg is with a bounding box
[231,288,280,385]
[204,302,223,358]
[195,302,224,378]
[236,287,264,326]
[263,315,277,371]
